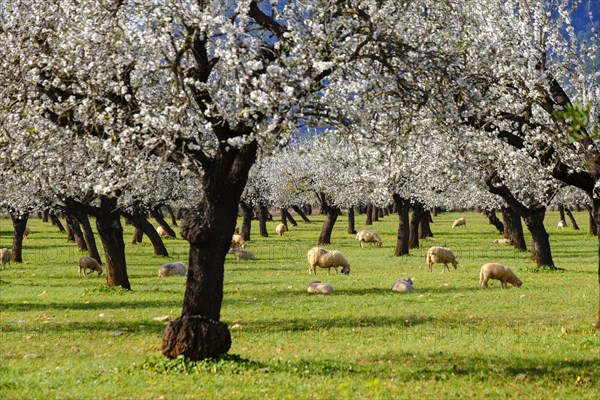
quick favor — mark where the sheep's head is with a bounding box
[341,265,350,275]
[452,259,458,270]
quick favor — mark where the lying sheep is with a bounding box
[157,262,187,277]
[355,230,382,248]
[307,281,334,294]
[0,248,11,270]
[391,277,414,292]
[78,256,103,277]
[452,218,466,229]
[479,263,522,289]
[228,248,255,261]
[156,226,169,237]
[275,223,287,236]
[307,247,350,275]
[493,238,513,245]
[556,220,566,229]
[231,233,246,249]
[426,246,458,272]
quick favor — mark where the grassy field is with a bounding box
[0,210,599,399]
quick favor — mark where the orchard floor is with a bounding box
[0,211,599,399]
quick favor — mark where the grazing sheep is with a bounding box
[78,256,103,277]
[493,238,513,245]
[307,281,334,294]
[391,277,414,292]
[0,248,11,270]
[275,223,287,236]
[355,230,382,248]
[479,263,522,289]
[24,227,31,240]
[426,246,458,272]
[228,248,255,261]
[556,220,566,229]
[307,247,350,275]
[231,233,246,249]
[157,262,187,277]
[156,226,169,237]
[452,218,466,229]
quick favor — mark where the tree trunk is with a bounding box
[132,228,144,244]
[281,208,298,227]
[565,208,580,230]
[372,205,379,222]
[393,194,410,256]
[152,207,177,238]
[523,207,555,268]
[124,208,169,257]
[586,204,598,235]
[558,204,566,224]
[347,206,357,235]
[409,202,424,249]
[49,213,65,233]
[431,206,438,217]
[501,206,527,251]
[419,210,434,239]
[165,205,178,227]
[594,199,600,330]
[70,208,103,265]
[291,205,311,223]
[302,204,312,216]
[239,201,253,241]
[365,204,373,225]
[10,213,28,263]
[161,141,257,361]
[65,212,87,251]
[95,196,130,289]
[65,216,75,242]
[484,209,504,234]
[42,209,49,223]
[317,194,340,245]
[280,207,288,230]
[257,204,269,237]
[378,207,384,219]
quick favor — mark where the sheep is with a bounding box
[156,226,169,237]
[231,234,246,249]
[157,262,187,277]
[493,238,513,245]
[78,256,103,277]
[306,247,350,275]
[307,281,334,294]
[355,230,382,248]
[426,246,458,272]
[556,220,566,229]
[452,218,466,229]
[0,248,11,270]
[479,263,522,289]
[275,223,287,236]
[228,248,255,261]
[24,227,30,240]
[391,277,414,292]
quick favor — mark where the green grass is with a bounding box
[0,211,599,399]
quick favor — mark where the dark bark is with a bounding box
[239,201,253,241]
[42,209,49,223]
[151,207,177,238]
[123,207,169,257]
[302,204,312,216]
[10,213,28,263]
[132,228,144,244]
[565,208,580,230]
[419,210,434,239]
[291,205,311,223]
[383,207,389,216]
[257,204,269,237]
[594,199,600,330]
[431,206,438,217]
[347,206,357,235]
[365,204,373,225]
[49,213,66,233]
[281,208,298,227]
[501,206,527,251]
[65,216,75,242]
[280,207,288,230]
[69,207,103,264]
[558,204,567,224]
[393,194,410,256]
[317,193,340,245]
[65,212,87,251]
[586,204,598,235]
[372,205,380,222]
[165,205,178,227]
[95,196,130,289]
[409,202,424,249]
[484,209,504,234]
[177,207,188,220]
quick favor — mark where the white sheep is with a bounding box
[556,220,566,229]
[355,230,382,248]
[479,263,522,289]
[78,256,103,277]
[157,262,187,277]
[231,233,246,249]
[493,238,513,245]
[228,248,255,261]
[426,246,458,272]
[307,281,334,294]
[156,226,169,237]
[275,223,287,236]
[307,247,350,275]
[452,218,466,229]
[0,248,11,270]
[391,277,414,292]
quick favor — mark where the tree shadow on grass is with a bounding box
[1,299,181,312]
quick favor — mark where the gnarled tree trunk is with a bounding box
[501,206,526,251]
[409,202,424,249]
[523,207,554,267]
[152,206,177,238]
[365,204,373,225]
[280,207,288,230]
[10,212,28,263]
[282,208,297,227]
[565,208,580,230]
[291,205,311,223]
[418,210,434,239]
[49,213,65,233]
[257,203,269,237]
[65,212,87,250]
[484,208,504,234]
[95,196,129,289]
[123,207,169,257]
[66,202,103,265]
[317,193,340,245]
[347,206,357,235]
[393,194,410,256]
[239,201,253,241]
